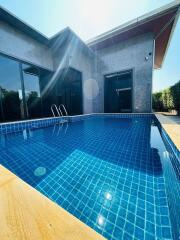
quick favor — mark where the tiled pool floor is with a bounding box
[0,117,175,239]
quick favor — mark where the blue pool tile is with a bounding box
[124,221,134,235]
[116,216,125,228]
[134,226,145,239]
[136,216,145,229]
[113,226,123,239]
[145,232,155,240]
[123,231,132,240]
[107,212,116,224]
[162,227,172,238]
[146,212,155,223]
[0,115,178,240]
[146,221,155,234]
[156,226,162,238]
[161,216,170,225]
[136,207,145,218]
[127,212,135,223]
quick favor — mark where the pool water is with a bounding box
[0,116,179,240]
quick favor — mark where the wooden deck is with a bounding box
[155,113,180,150]
[0,165,106,240]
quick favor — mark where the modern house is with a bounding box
[0,1,179,122]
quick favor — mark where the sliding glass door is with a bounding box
[22,64,42,119]
[0,55,82,122]
[0,55,23,122]
[56,67,82,115]
[0,55,43,122]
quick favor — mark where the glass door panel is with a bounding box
[70,81,82,115]
[22,64,42,119]
[0,55,23,122]
[118,89,132,112]
[56,68,82,115]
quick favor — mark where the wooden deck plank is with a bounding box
[0,165,106,240]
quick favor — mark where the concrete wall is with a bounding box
[92,33,154,113]
[69,46,96,114]
[0,19,154,114]
[0,21,53,71]
[51,31,96,114]
[0,21,96,115]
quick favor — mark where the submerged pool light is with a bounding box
[97,215,104,226]
[105,192,112,201]
[34,167,46,177]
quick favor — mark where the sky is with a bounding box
[0,0,179,92]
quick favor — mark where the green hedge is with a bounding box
[152,80,180,115]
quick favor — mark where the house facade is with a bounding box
[0,2,179,122]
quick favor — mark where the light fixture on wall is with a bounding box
[145,52,152,61]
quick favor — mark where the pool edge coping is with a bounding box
[155,113,180,157]
[0,164,106,240]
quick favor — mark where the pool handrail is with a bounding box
[51,104,61,117]
[59,104,68,116]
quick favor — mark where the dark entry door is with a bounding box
[104,70,132,113]
[56,68,82,115]
[69,81,82,115]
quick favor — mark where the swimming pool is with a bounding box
[0,114,179,240]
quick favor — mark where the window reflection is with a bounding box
[22,64,42,119]
[0,55,44,122]
[0,55,23,121]
[0,54,83,122]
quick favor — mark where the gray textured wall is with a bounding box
[0,21,96,114]
[51,31,96,114]
[0,21,53,70]
[0,19,154,114]
[92,33,154,113]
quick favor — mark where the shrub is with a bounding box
[152,80,180,114]
[152,92,163,111]
[170,80,180,115]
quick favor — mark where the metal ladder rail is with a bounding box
[59,104,68,116]
[52,119,69,136]
[51,104,61,117]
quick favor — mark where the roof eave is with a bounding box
[86,1,180,47]
[157,6,180,69]
[0,5,49,45]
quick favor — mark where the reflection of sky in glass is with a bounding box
[24,75,40,97]
[0,55,42,121]
[18,90,23,100]
[23,65,40,97]
[0,56,41,96]
[0,55,21,91]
